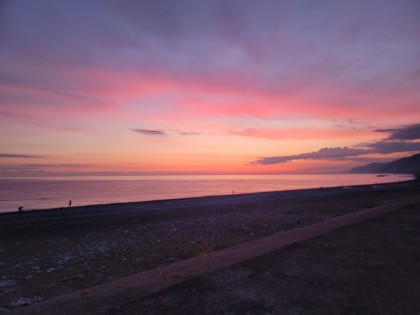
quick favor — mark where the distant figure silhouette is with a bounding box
[18,206,23,212]
[68,200,72,207]
[233,190,235,195]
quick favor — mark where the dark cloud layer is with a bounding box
[132,128,202,136]
[253,147,366,165]
[252,124,420,165]
[132,129,166,136]
[175,131,202,136]
[367,141,420,154]
[382,124,420,140]
[0,164,95,169]
[0,153,40,158]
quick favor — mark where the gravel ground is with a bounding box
[0,181,418,312]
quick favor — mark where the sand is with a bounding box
[0,180,418,312]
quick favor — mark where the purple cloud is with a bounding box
[252,123,420,165]
[132,129,166,136]
[0,153,41,158]
[0,164,95,169]
[175,131,202,136]
[252,147,366,165]
[366,141,420,154]
[132,128,202,136]
[375,124,420,140]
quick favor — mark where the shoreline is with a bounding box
[1,179,419,311]
[0,178,415,218]
[0,174,413,214]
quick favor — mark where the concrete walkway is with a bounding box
[13,196,420,314]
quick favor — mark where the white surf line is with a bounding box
[13,195,420,315]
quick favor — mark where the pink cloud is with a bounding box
[2,59,418,137]
[171,85,418,122]
[230,126,378,140]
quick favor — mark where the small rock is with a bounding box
[0,280,17,288]
[9,296,42,307]
[3,288,14,293]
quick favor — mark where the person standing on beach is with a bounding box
[68,200,72,207]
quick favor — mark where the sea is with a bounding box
[0,174,412,213]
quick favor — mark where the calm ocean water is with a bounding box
[0,174,412,213]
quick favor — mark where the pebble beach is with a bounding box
[0,180,419,312]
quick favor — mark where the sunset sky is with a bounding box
[1,0,420,175]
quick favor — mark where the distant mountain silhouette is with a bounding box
[349,153,420,175]
[349,162,386,174]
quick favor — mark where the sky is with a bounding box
[1,0,420,176]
